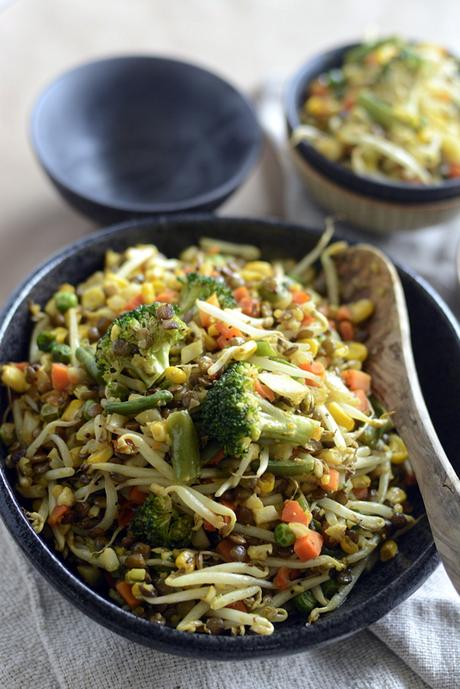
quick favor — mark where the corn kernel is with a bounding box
[82,286,106,311]
[300,338,319,357]
[126,568,146,582]
[257,472,275,495]
[203,333,217,352]
[62,399,83,421]
[149,421,168,442]
[208,324,220,337]
[49,327,68,344]
[389,434,408,464]
[306,96,337,117]
[57,486,75,507]
[349,299,374,324]
[86,446,113,464]
[380,539,398,561]
[141,282,155,304]
[175,550,195,572]
[340,535,360,554]
[164,366,187,384]
[344,342,368,362]
[385,487,407,505]
[442,134,460,164]
[315,136,343,161]
[327,402,355,431]
[325,523,347,540]
[78,325,90,340]
[107,295,126,312]
[152,279,165,292]
[233,341,257,361]
[1,365,29,393]
[98,547,119,572]
[243,261,273,277]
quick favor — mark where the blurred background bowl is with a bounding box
[30,56,262,224]
[284,43,460,233]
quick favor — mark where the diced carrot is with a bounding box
[343,95,356,111]
[299,360,325,388]
[239,296,260,317]
[233,286,250,302]
[13,362,28,371]
[128,486,148,505]
[216,538,237,562]
[338,320,355,341]
[155,290,178,303]
[281,500,311,526]
[292,291,310,304]
[294,530,324,561]
[353,487,369,500]
[115,581,141,608]
[48,504,70,527]
[117,503,135,528]
[448,163,460,178]
[215,321,242,339]
[301,314,314,327]
[342,369,371,394]
[273,566,293,590]
[354,388,370,413]
[208,448,226,466]
[336,305,352,321]
[323,468,340,493]
[310,80,330,96]
[226,601,248,612]
[124,293,144,311]
[199,293,220,328]
[51,363,72,391]
[254,379,276,402]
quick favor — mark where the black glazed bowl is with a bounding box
[30,57,262,223]
[284,43,460,232]
[1,216,459,660]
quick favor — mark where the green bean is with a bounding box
[166,410,200,483]
[105,390,173,416]
[293,590,317,614]
[346,37,399,64]
[358,91,419,131]
[267,455,315,477]
[75,346,104,384]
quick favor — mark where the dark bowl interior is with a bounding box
[1,215,459,660]
[284,42,460,204]
[30,57,262,223]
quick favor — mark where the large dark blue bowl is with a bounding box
[30,57,262,223]
[0,216,459,659]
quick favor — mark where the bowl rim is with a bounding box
[284,40,460,202]
[2,213,456,659]
[29,55,262,214]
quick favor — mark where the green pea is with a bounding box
[37,331,56,352]
[274,523,295,547]
[55,291,78,313]
[51,343,72,364]
[293,590,316,614]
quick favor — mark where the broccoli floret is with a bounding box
[199,362,319,458]
[178,273,236,313]
[96,303,186,389]
[131,494,193,547]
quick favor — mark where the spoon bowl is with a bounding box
[337,244,460,593]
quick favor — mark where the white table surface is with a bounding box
[1,0,460,307]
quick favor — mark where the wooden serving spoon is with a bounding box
[336,244,460,595]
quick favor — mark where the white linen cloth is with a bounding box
[0,80,459,689]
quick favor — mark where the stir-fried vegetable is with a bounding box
[294,37,460,183]
[0,230,415,637]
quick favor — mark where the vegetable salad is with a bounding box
[293,37,460,184]
[0,231,415,636]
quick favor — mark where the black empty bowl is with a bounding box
[1,215,459,659]
[30,57,262,223]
